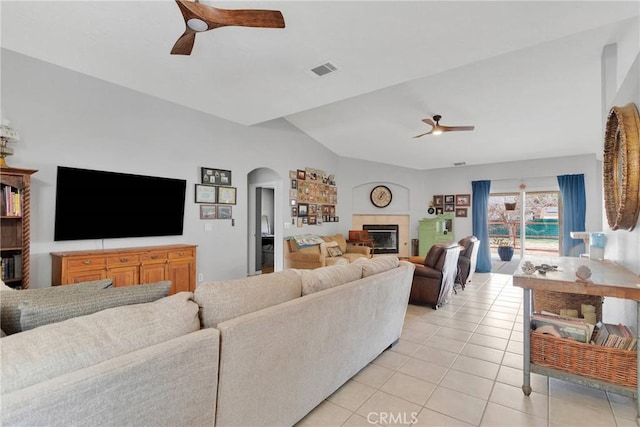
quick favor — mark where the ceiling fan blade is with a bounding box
[171,31,196,55]
[413,130,434,138]
[176,0,285,30]
[440,125,475,132]
[421,118,435,126]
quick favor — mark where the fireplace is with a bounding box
[363,224,399,254]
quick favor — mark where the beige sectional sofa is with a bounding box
[0,256,414,427]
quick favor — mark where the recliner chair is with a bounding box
[456,236,480,290]
[409,242,461,309]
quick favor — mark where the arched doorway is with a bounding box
[247,168,283,275]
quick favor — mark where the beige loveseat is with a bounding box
[1,256,414,427]
[284,233,371,269]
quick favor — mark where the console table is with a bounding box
[51,244,196,295]
[513,256,640,423]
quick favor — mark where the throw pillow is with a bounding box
[319,241,340,257]
[0,279,113,336]
[326,246,343,257]
[2,292,200,394]
[18,281,171,332]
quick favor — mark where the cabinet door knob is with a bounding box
[151,255,158,260]
[83,260,91,265]
[178,251,184,256]
[120,257,128,263]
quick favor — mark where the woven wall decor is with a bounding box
[603,103,640,231]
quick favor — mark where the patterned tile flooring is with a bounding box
[296,272,638,427]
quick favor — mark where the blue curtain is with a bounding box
[472,180,492,272]
[557,174,586,257]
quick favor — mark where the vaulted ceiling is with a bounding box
[2,1,639,169]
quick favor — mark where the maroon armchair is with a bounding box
[456,236,480,290]
[409,242,461,309]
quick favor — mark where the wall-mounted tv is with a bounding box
[54,166,187,241]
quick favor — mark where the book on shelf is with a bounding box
[1,185,22,216]
[593,322,637,350]
[531,312,595,343]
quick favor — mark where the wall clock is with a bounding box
[370,185,392,208]
[603,102,640,231]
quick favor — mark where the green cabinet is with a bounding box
[418,213,455,257]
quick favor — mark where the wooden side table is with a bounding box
[513,256,640,423]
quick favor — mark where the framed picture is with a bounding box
[291,179,297,190]
[291,206,298,217]
[444,195,455,204]
[456,208,468,218]
[309,204,317,215]
[217,186,237,204]
[217,205,232,219]
[200,204,217,219]
[289,170,297,179]
[297,218,303,227]
[308,216,317,225]
[298,203,309,217]
[455,194,470,206]
[297,169,306,180]
[289,189,298,199]
[444,203,455,212]
[433,195,443,206]
[201,167,232,185]
[195,184,217,203]
[302,217,308,224]
[290,199,297,206]
[435,207,444,215]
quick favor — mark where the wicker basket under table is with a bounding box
[530,332,637,388]
[533,290,603,322]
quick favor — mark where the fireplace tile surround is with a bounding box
[351,215,410,258]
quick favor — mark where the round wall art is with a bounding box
[603,102,640,231]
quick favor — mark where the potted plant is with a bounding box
[495,238,515,261]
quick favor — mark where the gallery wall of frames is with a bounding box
[289,167,338,227]
[195,167,236,220]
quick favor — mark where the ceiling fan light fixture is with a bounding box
[432,128,443,135]
[187,18,208,32]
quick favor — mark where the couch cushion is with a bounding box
[360,256,400,277]
[300,263,363,296]
[0,279,114,335]
[195,270,302,328]
[319,241,340,257]
[18,281,171,332]
[1,292,200,393]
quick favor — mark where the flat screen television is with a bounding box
[54,166,187,241]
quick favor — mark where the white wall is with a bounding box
[601,53,640,326]
[337,154,602,249]
[421,154,602,244]
[3,48,629,291]
[2,50,343,286]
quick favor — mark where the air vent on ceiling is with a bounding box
[453,162,467,167]
[309,62,338,77]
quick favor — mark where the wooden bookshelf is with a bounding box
[0,166,38,289]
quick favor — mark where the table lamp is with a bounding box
[0,120,20,167]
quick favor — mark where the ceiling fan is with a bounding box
[413,115,475,138]
[171,0,285,55]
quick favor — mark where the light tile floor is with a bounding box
[296,272,638,427]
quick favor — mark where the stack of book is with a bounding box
[593,323,638,350]
[531,312,595,343]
